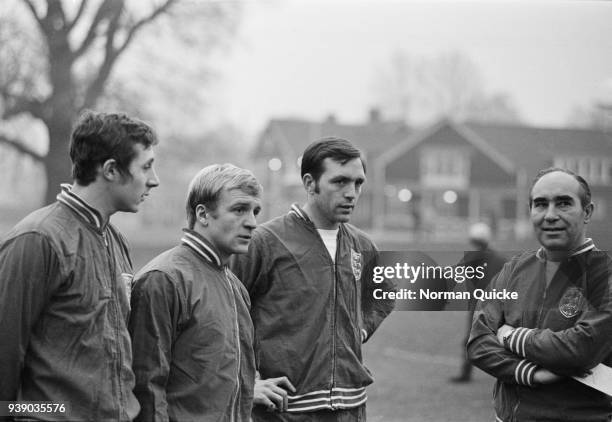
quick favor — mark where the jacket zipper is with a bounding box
[103,229,126,420]
[225,269,241,422]
[311,225,339,409]
[330,261,338,409]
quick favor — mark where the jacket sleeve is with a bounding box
[129,270,182,422]
[361,246,395,342]
[467,261,539,386]
[0,233,60,400]
[503,256,612,376]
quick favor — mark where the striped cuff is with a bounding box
[506,327,534,357]
[287,387,367,412]
[514,359,538,386]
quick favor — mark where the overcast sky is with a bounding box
[211,0,612,138]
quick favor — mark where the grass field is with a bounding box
[131,242,497,422]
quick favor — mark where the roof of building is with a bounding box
[253,113,410,163]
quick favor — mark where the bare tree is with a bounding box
[0,0,240,204]
[373,50,521,125]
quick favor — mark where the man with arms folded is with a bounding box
[468,167,612,421]
[129,164,263,421]
[232,137,395,421]
[0,111,160,421]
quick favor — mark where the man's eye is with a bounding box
[558,201,571,208]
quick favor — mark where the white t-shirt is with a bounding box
[317,228,339,262]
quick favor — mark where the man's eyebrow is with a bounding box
[231,200,257,207]
[330,175,364,181]
[553,195,574,201]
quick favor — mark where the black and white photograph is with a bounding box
[1,0,612,421]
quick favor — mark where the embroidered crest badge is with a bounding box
[351,248,362,280]
[559,286,584,318]
[121,273,134,301]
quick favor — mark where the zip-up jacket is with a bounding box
[231,204,395,414]
[0,185,139,421]
[129,229,255,422]
[468,239,612,422]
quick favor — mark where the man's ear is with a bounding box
[303,173,315,195]
[195,204,209,226]
[584,202,594,224]
[101,159,120,181]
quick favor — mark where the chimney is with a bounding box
[324,113,337,125]
[369,107,381,124]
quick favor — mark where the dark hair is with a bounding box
[529,167,592,208]
[300,137,365,182]
[70,110,158,185]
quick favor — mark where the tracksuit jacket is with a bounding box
[468,239,612,422]
[231,204,395,415]
[0,185,139,421]
[129,229,255,422]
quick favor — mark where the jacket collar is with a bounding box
[181,228,223,268]
[289,203,312,222]
[56,184,105,230]
[536,238,595,262]
[289,203,346,231]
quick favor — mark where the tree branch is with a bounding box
[0,134,44,162]
[1,93,44,120]
[66,0,89,32]
[81,0,178,108]
[117,0,178,55]
[73,0,117,58]
[21,0,45,32]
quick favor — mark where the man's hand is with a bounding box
[533,368,563,384]
[496,324,515,345]
[253,376,296,412]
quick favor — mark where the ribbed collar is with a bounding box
[56,183,105,230]
[288,203,311,222]
[536,238,595,262]
[181,228,223,268]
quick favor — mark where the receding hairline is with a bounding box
[529,170,589,206]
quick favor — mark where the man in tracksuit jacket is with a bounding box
[232,137,395,421]
[129,164,262,421]
[0,111,160,421]
[468,167,612,422]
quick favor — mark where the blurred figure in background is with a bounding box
[450,222,506,383]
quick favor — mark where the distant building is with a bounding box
[252,115,612,247]
[251,108,410,225]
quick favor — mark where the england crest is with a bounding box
[351,249,362,280]
[559,286,584,318]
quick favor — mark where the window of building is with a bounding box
[420,147,469,188]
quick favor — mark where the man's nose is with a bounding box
[244,211,257,228]
[148,169,160,188]
[544,204,559,221]
[344,184,357,199]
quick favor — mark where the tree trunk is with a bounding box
[43,115,73,205]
